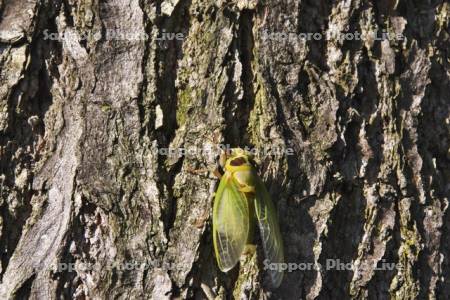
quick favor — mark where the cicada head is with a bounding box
[223,148,255,173]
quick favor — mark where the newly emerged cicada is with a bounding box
[213,148,284,288]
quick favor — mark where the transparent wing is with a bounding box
[254,176,284,288]
[213,173,249,272]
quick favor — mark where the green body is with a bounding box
[212,148,284,288]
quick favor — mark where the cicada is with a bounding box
[213,148,284,288]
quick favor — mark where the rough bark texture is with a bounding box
[0,0,449,299]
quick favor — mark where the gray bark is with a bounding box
[0,0,449,299]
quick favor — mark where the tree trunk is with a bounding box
[0,0,449,299]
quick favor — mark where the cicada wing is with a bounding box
[213,173,249,272]
[254,176,284,288]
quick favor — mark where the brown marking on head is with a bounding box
[229,157,247,166]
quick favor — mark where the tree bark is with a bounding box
[0,0,449,299]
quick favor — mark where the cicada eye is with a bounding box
[248,158,257,168]
[217,151,228,169]
[225,148,233,157]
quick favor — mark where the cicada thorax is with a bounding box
[224,155,258,244]
[225,156,256,195]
